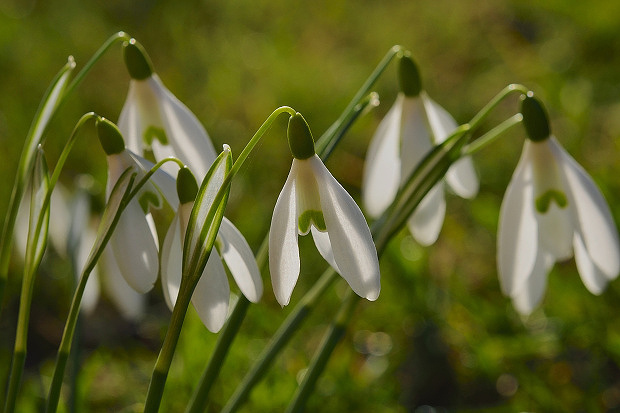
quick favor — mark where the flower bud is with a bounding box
[521,92,550,142]
[123,39,154,80]
[398,54,422,97]
[177,166,199,205]
[96,117,125,155]
[287,112,315,160]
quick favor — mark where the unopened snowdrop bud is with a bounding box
[521,93,550,142]
[398,54,422,97]
[123,38,154,80]
[176,167,198,205]
[287,113,315,160]
[96,117,125,155]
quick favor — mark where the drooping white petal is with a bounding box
[311,227,340,273]
[422,93,479,198]
[110,199,159,293]
[192,250,230,333]
[310,155,380,301]
[161,213,183,310]
[269,163,300,306]
[102,248,145,321]
[574,232,609,295]
[407,182,446,247]
[511,250,554,315]
[218,217,262,303]
[118,81,148,154]
[149,75,218,179]
[76,224,100,316]
[497,150,539,296]
[362,95,403,217]
[400,96,432,182]
[555,137,620,280]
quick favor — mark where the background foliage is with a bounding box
[1,0,620,411]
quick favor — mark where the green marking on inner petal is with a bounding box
[139,190,161,213]
[535,189,568,213]
[298,210,326,234]
[144,126,168,146]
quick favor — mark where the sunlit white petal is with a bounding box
[511,250,554,315]
[311,155,380,301]
[310,226,340,273]
[400,96,432,182]
[161,214,183,310]
[362,95,403,217]
[218,217,262,303]
[574,232,609,295]
[497,150,539,296]
[407,182,446,247]
[102,248,145,321]
[192,250,230,333]
[554,137,620,279]
[269,164,300,306]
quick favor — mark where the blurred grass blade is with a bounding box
[0,58,75,309]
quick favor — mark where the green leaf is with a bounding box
[24,147,50,275]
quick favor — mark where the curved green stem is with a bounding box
[464,114,523,156]
[467,83,528,133]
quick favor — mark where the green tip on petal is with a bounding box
[521,92,551,142]
[123,39,154,80]
[287,112,315,160]
[398,54,422,97]
[535,189,568,213]
[96,117,125,155]
[177,167,199,205]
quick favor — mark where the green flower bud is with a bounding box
[398,54,422,97]
[123,39,154,80]
[96,117,125,155]
[521,92,551,142]
[177,167,199,205]
[287,112,315,160]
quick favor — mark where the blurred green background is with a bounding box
[2,0,620,411]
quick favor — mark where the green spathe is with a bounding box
[96,117,125,155]
[521,93,550,142]
[398,54,422,97]
[288,113,315,160]
[123,39,154,80]
[177,167,199,205]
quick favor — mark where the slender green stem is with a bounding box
[285,290,358,413]
[464,114,523,156]
[315,45,403,158]
[144,279,194,413]
[221,268,337,413]
[468,83,528,133]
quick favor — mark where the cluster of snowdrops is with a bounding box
[1,32,618,412]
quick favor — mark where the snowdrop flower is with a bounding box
[362,55,478,246]
[97,117,177,294]
[161,166,262,332]
[269,113,380,306]
[498,94,620,314]
[118,38,217,178]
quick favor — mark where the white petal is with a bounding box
[150,75,218,179]
[130,151,179,210]
[218,217,263,303]
[511,250,554,315]
[407,182,446,246]
[269,163,300,306]
[497,148,539,296]
[555,137,620,279]
[110,200,159,293]
[400,96,432,182]
[311,156,381,301]
[361,95,403,217]
[421,93,457,144]
[536,202,573,261]
[161,213,183,310]
[310,227,340,273]
[118,81,146,154]
[102,248,145,321]
[574,232,609,295]
[192,250,230,333]
[74,220,100,316]
[445,156,479,199]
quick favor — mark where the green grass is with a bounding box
[2,0,620,411]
